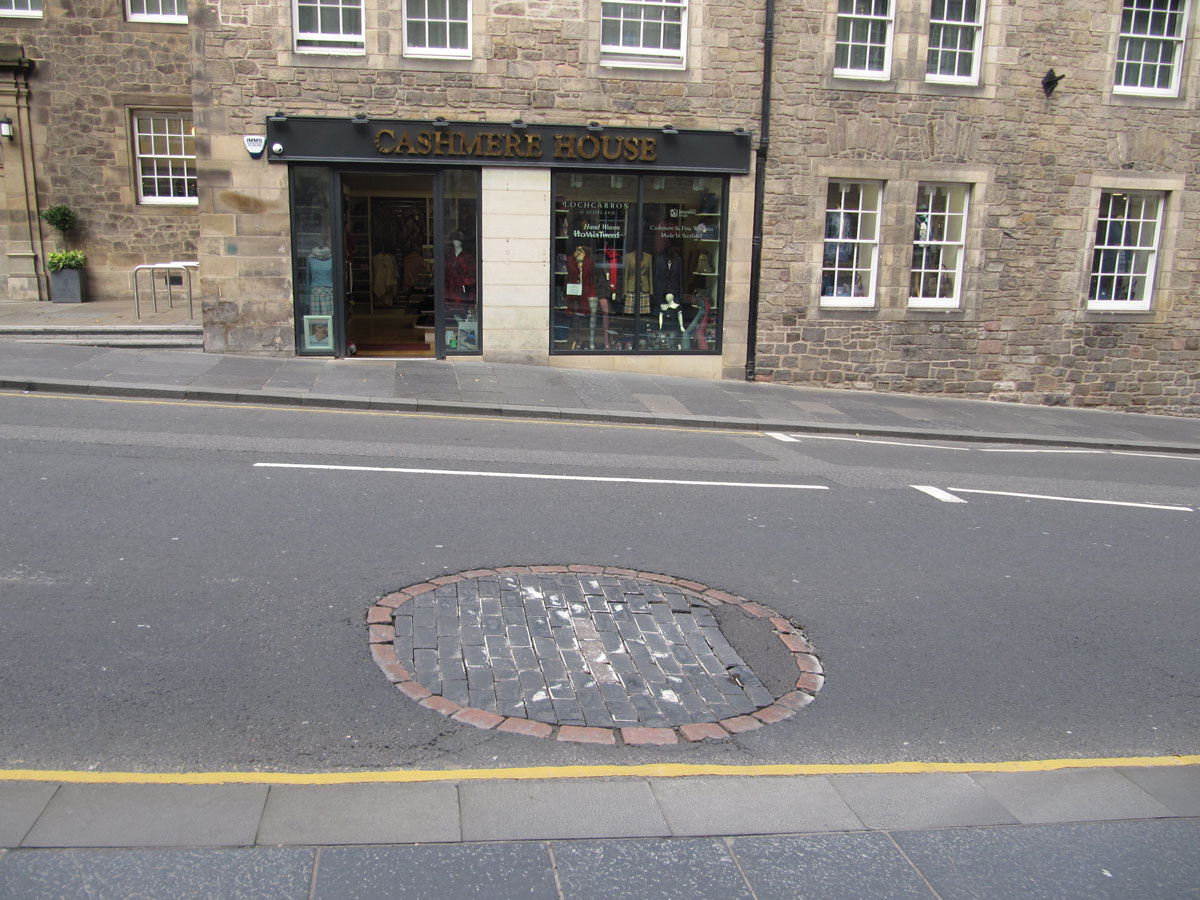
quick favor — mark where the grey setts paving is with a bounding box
[367,567,825,744]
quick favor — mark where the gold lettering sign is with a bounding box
[553,135,575,159]
[459,133,483,156]
[374,129,396,154]
[373,128,656,165]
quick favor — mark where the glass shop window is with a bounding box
[551,172,724,354]
[442,168,480,353]
[291,167,338,355]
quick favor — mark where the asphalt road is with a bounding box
[1,392,1196,772]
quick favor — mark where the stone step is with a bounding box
[0,325,203,349]
[5,336,204,348]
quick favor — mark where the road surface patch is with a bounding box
[367,567,824,744]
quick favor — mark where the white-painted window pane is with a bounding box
[1115,0,1188,94]
[601,0,688,63]
[822,181,881,306]
[127,0,186,20]
[910,183,969,307]
[134,114,198,204]
[927,0,983,81]
[0,0,43,16]
[836,0,892,74]
[296,0,365,50]
[1088,191,1163,310]
[405,0,470,53]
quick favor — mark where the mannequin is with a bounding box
[371,250,398,307]
[307,245,334,316]
[589,244,614,350]
[679,292,706,350]
[445,230,476,317]
[653,244,684,312]
[653,244,684,344]
[658,292,683,345]
[565,243,595,349]
[623,249,652,316]
[402,247,426,295]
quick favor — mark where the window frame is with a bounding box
[132,112,199,207]
[925,0,986,85]
[0,0,42,18]
[293,0,366,54]
[1113,0,1191,97]
[834,0,895,81]
[600,0,689,70]
[125,0,187,24]
[403,0,473,59]
[908,183,970,310]
[820,180,883,309]
[1086,189,1165,312]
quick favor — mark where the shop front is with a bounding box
[266,117,752,372]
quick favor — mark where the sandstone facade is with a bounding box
[2,0,1196,412]
[1,0,197,301]
[756,0,1199,414]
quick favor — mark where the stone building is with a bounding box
[755,0,1200,414]
[1,0,1197,413]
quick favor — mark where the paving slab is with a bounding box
[311,372,398,398]
[264,367,325,391]
[828,773,1019,830]
[20,784,268,848]
[256,783,461,845]
[458,779,671,841]
[0,847,314,900]
[193,373,275,389]
[893,819,1200,900]
[1116,765,1200,817]
[0,783,58,848]
[649,775,864,836]
[972,769,1177,824]
[501,389,585,407]
[731,833,937,900]
[632,393,691,415]
[95,372,200,386]
[312,843,558,900]
[96,359,210,377]
[57,356,152,378]
[553,837,754,900]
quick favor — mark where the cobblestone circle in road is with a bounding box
[367,566,824,745]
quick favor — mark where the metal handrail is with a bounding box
[132,262,198,319]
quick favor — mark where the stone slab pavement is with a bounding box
[1,339,1200,453]
[0,767,1197,898]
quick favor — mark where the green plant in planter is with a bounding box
[47,250,86,271]
[40,204,79,245]
[41,206,88,302]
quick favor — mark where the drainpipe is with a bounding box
[745,0,774,380]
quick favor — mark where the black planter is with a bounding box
[50,268,86,303]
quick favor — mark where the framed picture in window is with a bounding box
[303,315,334,351]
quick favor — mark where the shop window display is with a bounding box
[291,166,338,355]
[552,173,723,354]
[442,169,480,352]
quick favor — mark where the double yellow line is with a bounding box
[2,756,1196,786]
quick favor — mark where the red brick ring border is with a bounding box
[365,566,825,746]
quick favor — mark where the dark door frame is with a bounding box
[328,165,480,359]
